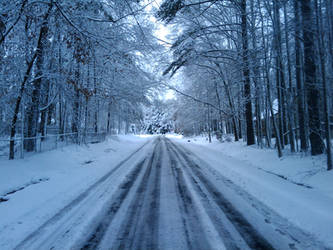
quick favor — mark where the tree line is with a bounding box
[158,0,333,170]
[0,0,157,159]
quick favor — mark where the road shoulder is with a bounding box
[174,137,333,249]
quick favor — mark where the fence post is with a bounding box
[21,96,24,159]
[21,137,24,159]
[34,137,37,153]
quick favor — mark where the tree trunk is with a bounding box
[39,80,51,140]
[273,0,288,148]
[267,76,283,158]
[250,0,262,148]
[214,82,224,136]
[315,0,332,169]
[93,57,98,133]
[107,102,112,134]
[207,105,212,143]
[221,79,239,141]
[59,95,65,135]
[72,62,80,138]
[294,0,308,152]
[25,10,51,151]
[301,0,324,155]
[283,2,296,152]
[240,0,255,146]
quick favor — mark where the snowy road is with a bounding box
[14,137,327,250]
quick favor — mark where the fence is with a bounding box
[0,132,107,160]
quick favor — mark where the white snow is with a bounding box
[166,133,183,139]
[0,135,152,249]
[175,135,333,248]
[0,133,332,249]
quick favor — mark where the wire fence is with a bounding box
[0,132,107,160]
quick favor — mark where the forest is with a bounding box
[0,0,332,170]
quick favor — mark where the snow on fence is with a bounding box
[0,132,107,159]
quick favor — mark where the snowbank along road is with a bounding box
[14,136,327,250]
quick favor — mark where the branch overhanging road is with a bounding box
[15,137,326,250]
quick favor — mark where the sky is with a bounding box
[144,0,177,100]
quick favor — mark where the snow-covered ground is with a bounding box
[0,135,152,249]
[176,135,333,248]
[0,133,332,249]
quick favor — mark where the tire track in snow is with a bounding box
[167,145,238,249]
[84,137,163,250]
[112,140,160,250]
[14,140,152,250]
[81,159,147,249]
[110,141,156,249]
[168,153,211,250]
[170,139,328,250]
[167,140,241,250]
[165,138,274,250]
[135,137,162,250]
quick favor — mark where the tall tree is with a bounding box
[301,0,324,155]
[240,0,255,145]
[294,0,308,152]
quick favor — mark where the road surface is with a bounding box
[15,137,326,250]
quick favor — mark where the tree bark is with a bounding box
[301,0,324,155]
[283,2,296,152]
[294,0,308,152]
[315,0,332,169]
[240,0,255,146]
[273,0,288,148]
